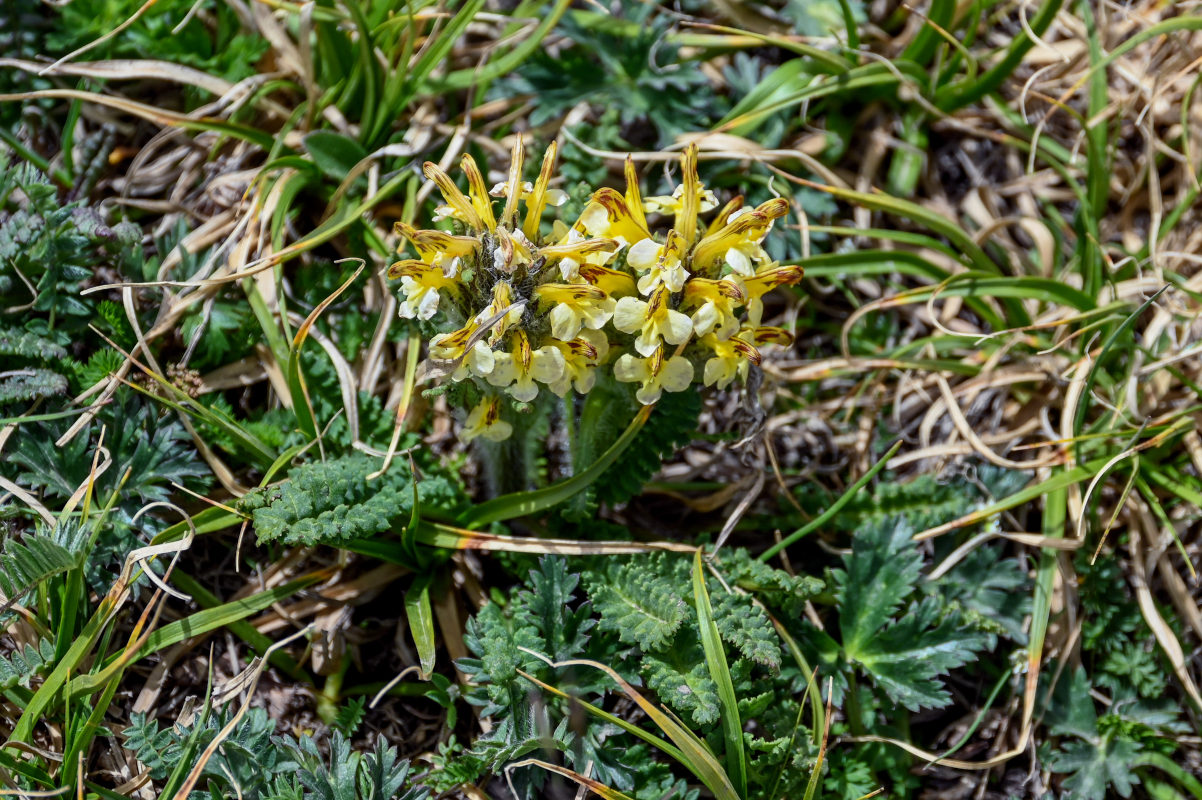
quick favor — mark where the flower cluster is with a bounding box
[389,143,803,443]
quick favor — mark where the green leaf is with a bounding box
[0,368,68,405]
[693,550,747,798]
[0,639,56,691]
[835,520,989,710]
[302,130,368,182]
[238,453,463,548]
[641,629,721,726]
[588,554,688,652]
[837,519,922,654]
[513,556,595,663]
[852,595,988,710]
[405,573,437,680]
[1049,736,1142,800]
[0,327,66,360]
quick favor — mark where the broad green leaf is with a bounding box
[303,130,368,182]
[405,573,437,679]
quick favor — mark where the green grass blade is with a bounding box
[760,441,902,561]
[429,0,569,92]
[693,550,747,798]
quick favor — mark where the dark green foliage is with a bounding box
[0,639,55,691]
[180,299,262,371]
[238,453,464,547]
[48,0,269,89]
[0,531,86,612]
[0,326,71,407]
[0,157,140,326]
[332,697,366,737]
[929,542,1030,644]
[720,549,825,618]
[597,388,702,506]
[589,552,688,651]
[0,0,51,125]
[802,472,972,533]
[5,394,210,512]
[641,627,723,725]
[0,328,66,360]
[0,368,68,405]
[124,707,425,800]
[94,300,137,350]
[494,4,717,147]
[278,732,425,800]
[456,553,821,799]
[825,519,989,711]
[567,377,702,519]
[1043,668,1149,800]
[125,707,282,796]
[67,348,124,393]
[1041,674,1191,800]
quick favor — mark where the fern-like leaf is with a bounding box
[0,368,68,405]
[0,639,55,690]
[237,453,463,547]
[0,533,85,611]
[595,387,701,506]
[587,553,688,651]
[642,628,721,726]
[711,590,781,670]
[0,327,66,360]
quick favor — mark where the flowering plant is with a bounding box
[389,143,803,444]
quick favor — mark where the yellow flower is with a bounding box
[460,396,513,443]
[473,281,526,345]
[642,145,716,243]
[742,263,805,326]
[547,329,608,397]
[483,140,566,239]
[388,260,458,320]
[394,222,478,277]
[613,285,693,357]
[574,188,653,247]
[700,330,761,390]
[613,344,694,405]
[701,326,793,389]
[487,226,538,274]
[627,229,689,295]
[692,198,789,277]
[489,180,568,211]
[539,234,620,281]
[682,276,744,339]
[577,263,638,298]
[487,331,566,402]
[425,160,487,231]
[704,196,746,236]
[429,322,495,381]
[535,283,616,340]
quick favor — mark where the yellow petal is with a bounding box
[522,141,558,241]
[423,162,483,230]
[500,140,525,228]
[624,155,649,232]
[676,144,700,243]
[658,355,695,393]
[460,154,496,232]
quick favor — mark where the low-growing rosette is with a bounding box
[388,143,804,443]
